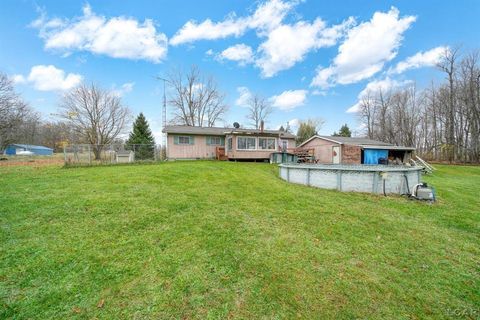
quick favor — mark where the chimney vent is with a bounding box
[260,120,265,132]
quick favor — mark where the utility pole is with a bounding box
[156,77,169,150]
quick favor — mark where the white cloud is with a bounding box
[345,102,362,114]
[311,89,327,96]
[191,83,204,94]
[170,16,248,45]
[11,74,26,84]
[248,0,295,33]
[390,46,447,74]
[122,82,135,93]
[346,77,410,113]
[170,0,294,45]
[312,7,416,88]
[112,82,135,96]
[32,4,168,62]
[171,0,354,77]
[256,17,354,77]
[19,65,83,91]
[287,118,300,132]
[235,86,252,107]
[218,44,254,65]
[269,89,307,110]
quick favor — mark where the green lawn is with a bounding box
[0,162,478,319]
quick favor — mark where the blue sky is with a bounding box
[1,0,479,142]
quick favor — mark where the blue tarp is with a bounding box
[4,144,53,156]
[363,149,388,164]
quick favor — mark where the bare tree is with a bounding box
[437,46,460,162]
[8,111,42,146]
[458,51,480,162]
[58,83,131,159]
[296,118,325,144]
[0,73,31,150]
[245,93,272,129]
[168,66,228,127]
[357,90,377,139]
[354,47,480,164]
[39,121,77,152]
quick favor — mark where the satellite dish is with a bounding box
[233,122,240,129]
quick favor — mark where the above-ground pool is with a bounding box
[279,164,424,195]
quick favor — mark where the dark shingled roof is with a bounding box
[317,136,393,146]
[164,125,296,139]
[298,135,414,149]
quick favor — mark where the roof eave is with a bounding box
[298,135,342,147]
[360,145,416,151]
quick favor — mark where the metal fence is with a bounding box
[63,144,165,166]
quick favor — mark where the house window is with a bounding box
[237,137,256,150]
[227,137,232,151]
[258,138,276,150]
[206,136,224,146]
[176,136,193,145]
[211,137,221,145]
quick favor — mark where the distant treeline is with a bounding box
[357,47,480,163]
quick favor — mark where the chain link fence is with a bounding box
[63,144,165,166]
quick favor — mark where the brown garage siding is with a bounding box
[341,145,362,164]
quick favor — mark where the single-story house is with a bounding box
[163,125,296,160]
[4,144,53,156]
[298,135,415,165]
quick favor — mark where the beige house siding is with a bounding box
[167,135,220,159]
[167,132,296,160]
[301,138,338,163]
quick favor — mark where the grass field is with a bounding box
[0,162,478,319]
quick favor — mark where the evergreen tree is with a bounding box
[126,113,156,160]
[333,124,352,137]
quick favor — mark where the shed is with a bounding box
[116,150,135,163]
[4,144,53,156]
[298,136,415,165]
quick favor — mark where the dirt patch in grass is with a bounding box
[0,158,64,167]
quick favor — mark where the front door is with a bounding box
[332,146,340,164]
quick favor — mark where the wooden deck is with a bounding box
[287,147,316,163]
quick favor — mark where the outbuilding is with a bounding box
[4,144,54,156]
[298,136,415,165]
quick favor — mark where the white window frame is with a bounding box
[236,136,257,150]
[236,136,277,151]
[227,137,233,151]
[258,137,276,150]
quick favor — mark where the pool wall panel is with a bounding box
[279,164,423,195]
